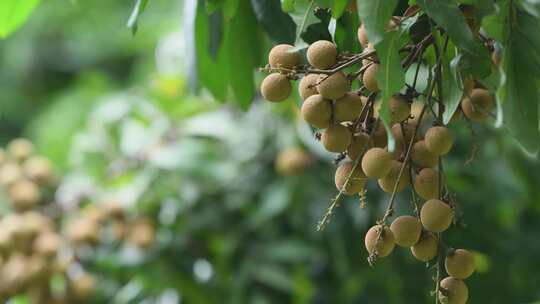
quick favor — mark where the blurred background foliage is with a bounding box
[0,0,540,303]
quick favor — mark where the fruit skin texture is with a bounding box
[420,199,453,233]
[372,123,387,148]
[425,126,454,156]
[275,148,313,176]
[261,73,291,102]
[363,63,380,92]
[268,44,300,69]
[357,24,369,47]
[411,232,438,262]
[412,140,438,168]
[347,132,371,161]
[364,225,395,258]
[8,179,41,211]
[361,147,392,178]
[445,249,476,279]
[301,94,332,129]
[335,160,367,195]
[307,40,337,69]
[461,88,494,122]
[439,277,469,304]
[390,215,421,247]
[317,72,350,100]
[389,95,411,123]
[321,124,352,153]
[298,74,320,100]
[378,160,410,192]
[335,93,365,122]
[414,168,441,200]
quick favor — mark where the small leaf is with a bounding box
[127,0,149,35]
[289,1,318,50]
[223,0,240,19]
[0,0,41,38]
[331,0,349,18]
[251,0,296,44]
[356,0,398,45]
[442,49,465,125]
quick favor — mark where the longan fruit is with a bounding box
[411,232,438,262]
[390,215,421,247]
[362,63,380,92]
[461,88,494,122]
[357,24,369,47]
[321,124,352,153]
[23,156,54,184]
[66,218,100,245]
[8,179,41,211]
[420,199,453,233]
[268,44,301,69]
[408,99,426,126]
[0,148,5,165]
[7,138,33,161]
[378,160,410,192]
[439,277,469,304]
[261,73,292,102]
[414,168,441,200]
[335,160,367,195]
[347,132,371,161]
[298,73,320,100]
[317,72,350,100]
[445,249,476,279]
[71,274,96,300]
[0,162,22,186]
[128,218,156,249]
[425,126,454,156]
[34,232,62,259]
[364,225,395,258]
[389,95,411,123]
[372,123,387,148]
[275,147,313,176]
[335,93,365,122]
[361,147,392,178]
[388,123,415,159]
[301,94,332,129]
[411,140,438,168]
[307,40,338,69]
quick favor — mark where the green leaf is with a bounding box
[223,0,240,18]
[356,0,398,45]
[0,0,40,38]
[333,12,361,53]
[251,0,296,44]
[332,0,349,18]
[442,49,465,125]
[289,0,318,50]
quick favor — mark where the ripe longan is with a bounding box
[361,147,392,178]
[347,132,371,161]
[411,140,438,168]
[275,147,313,176]
[335,93,365,122]
[389,95,411,123]
[445,249,476,279]
[411,232,438,262]
[420,199,453,233]
[71,274,97,300]
[461,88,494,122]
[261,73,291,102]
[357,24,369,47]
[23,156,54,184]
[409,99,426,126]
[7,138,33,161]
[439,277,469,304]
[364,225,395,258]
[301,94,332,129]
[298,73,320,100]
[414,168,441,200]
[425,126,454,156]
[321,124,352,153]
[128,218,156,249]
[268,44,301,69]
[334,160,367,195]
[8,179,41,211]
[362,63,380,92]
[317,72,350,100]
[372,123,387,148]
[307,40,337,69]
[388,123,414,159]
[378,160,410,193]
[0,162,23,186]
[390,215,421,247]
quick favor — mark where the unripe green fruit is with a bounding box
[307,40,337,69]
[445,249,476,279]
[301,94,332,129]
[420,199,453,233]
[414,168,440,200]
[439,277,469,304]
[425,126,454,156]
[461,88,493,122]
[275,147,313,176]
[411,140,438,168]
[335,160,367,195]
[261,73,291,102]
[362,63,380,92]
[321,124,352,153]
[361,147,392,178]
[357,24,369,47]
[7,138,33,161]
[8,179,41,211]
[390,215,421,247]
[268,44,301,69]
[365,225,395,258]
[347,132,371,161]
[298,74,320,100]
[378,160,409,192]
[372,123,387,148]
[317,72,350,100]
[335,93,365,122]
[411,232,438,262]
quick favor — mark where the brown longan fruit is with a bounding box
[445,249,476,279]
[361,147,392,178]
[362,63,380,92]
[335,93,365,122]
[307,40,337,69]
[23,156,54,184]
[372,123,387,148]
[317,72,350,100]
[71,274,96,300]
[357,24,369,47]
[461,88,494,122]
[301,94,332,129]
[411,140,438,168]
[389,95,411,123]
[411,232,438,262]
[275,147,313,176]
[390,215,421,247]
[66,218,100,245]
[128,218,156,249]
[425,126,454,156]
[408,99,426,126]
[8,179,41,211]
[7,138,33,161]
[378,160,410,192]
[388,123,415,159]
[298,73,320,100]
[414,168,441,200]
[347,132,371,161]
[364,225,395,258]
[335,160,367,195]
[260,73,292,102]
[34,232,62,259]
[439,277,469,304]
[321,124,352,153]
[420,199,453,233]
[268,44,301,69]
[0,162,22,186]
